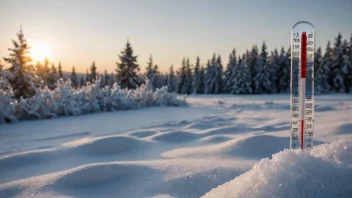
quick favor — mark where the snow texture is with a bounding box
[0,94,351,198]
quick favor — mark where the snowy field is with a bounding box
[0,94,351,198]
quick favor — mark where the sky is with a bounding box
[0,0,351,73]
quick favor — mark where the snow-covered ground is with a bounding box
[0,94,351,198]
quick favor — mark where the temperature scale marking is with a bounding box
[290,21,315,150]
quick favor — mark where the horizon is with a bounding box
[1,0,352,73]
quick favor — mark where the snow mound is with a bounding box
[315,104,335,112]
[199,135,233,144]
[68,136,150,156]
[152,131,200,143]
[334,123,352,135]
[161,135,291,159]
[51,162,150,188]
[203,139,352,198]
[223,135,290,159]
[185,116,233,130]
[129,130,158,138]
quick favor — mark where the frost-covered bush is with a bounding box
[0,77,186,124]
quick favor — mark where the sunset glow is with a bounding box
[30,43,50,62]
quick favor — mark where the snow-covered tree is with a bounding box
[216,55,223,93]
[90,61,97,83]
[58,62,64,80]
[48,63,59,89]
[315,47,329,94]
[341,39,351,92]
[153,65,160,89]
[103,69,109,87]
[331,33,344,92]
[42,58,50,84]
[2,28,36,98]
[35,61,43,79]
[192,56,202,94]
[199,65,205,94]
[228,56,252,94]
[350,34,352,56]
[168,65,177,93]
[247,45,259,91]
[204,54,222,94]
[146,55,154,81]
[185,58,193,94]
[145,56,161,89]
[254,42,272,94]
[115,41,141,89]
[177,58,188,94]
[108,72,115,87]
[79,75,84,87]
[0,60,3,77]
[204,58,215,94]
[70,66,78,89]
[85,68,89,83]
[162,73,169,88]
[269,49,279,93]
[342,54,352,93]
[224,48,237,93]
[276,47,290,93]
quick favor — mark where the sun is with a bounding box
[30,43,50,62]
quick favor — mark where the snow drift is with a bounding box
[203,139,352,198]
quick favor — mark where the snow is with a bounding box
[203,139,352,198]
[0,94,351,198]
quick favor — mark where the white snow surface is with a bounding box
[0,94,351,198]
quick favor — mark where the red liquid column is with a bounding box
[300,32,307,150]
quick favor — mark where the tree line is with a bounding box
[1,28,352,100]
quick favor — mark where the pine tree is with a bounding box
[42,57,50,85]
[277,47,290,93]
[331,33,344,92]
[85,68,89,83]
[204,57,215,94]
[58,61,64,80]
[228,56,252,94]
[168,65,177,93]
[177,58,188,94]
[108,72,115,86]
[35,61,43,80]
[80,75,85,87]
[185,58,193,94]
[204,59,212,94]
[254,42,272,94]
[350,34,352,57]
[215,55,223,93]
[224,48,237,93]
[315,47,330,94]
[115,41,141,89]
[192,56,202,94]
[3,28,36,98]
[103,69,109,87]
[0,60,3,77]
[163,73,169,87]
[48,63,59,89]
[248,45,259,91]
[146,55,154,81]
[342,54,352,93]
[199,65,205,94]
[269,49,279,93]
[341,39,351,92]
[90,61,97,83]
[153,64,160,89]
[70,66,78,88]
